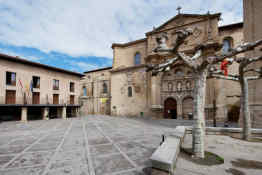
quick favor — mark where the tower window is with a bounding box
[103,82,108,93]
[134,52,141,65]
[128,86,132,97]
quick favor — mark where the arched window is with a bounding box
[222,37,233,54]
[134,52,141,65]
[175,69,184,76]
[128,86,132,97]
[103,82,108,93]
[83,86,87,96]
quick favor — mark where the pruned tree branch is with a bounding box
[208,74,239,81]
[172,28,193,53]
[146,57,178,76]
[207,39,262,64]
[244,68,262,74]
[246,76,262,80]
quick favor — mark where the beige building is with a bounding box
[0,53,83,121]
[82,13,244,122]
[243,0,262,128]
[80,67,112,116]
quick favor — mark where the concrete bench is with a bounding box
[150,126,186,174]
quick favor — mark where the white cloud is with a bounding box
[70,61,99,72]
[0,47,41,61]
[0,0,243,58]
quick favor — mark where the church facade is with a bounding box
[81,12,244,122]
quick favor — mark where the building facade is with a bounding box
[80,67,112,116]
[0,54,83,121]
[82,13,244,122]
[243,0,262,128]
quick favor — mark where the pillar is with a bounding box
[177,100,183,119]
[21,107,27,122]
[42,107,49,120]
[62,106,67,119]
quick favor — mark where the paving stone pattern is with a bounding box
[0,116,173,175]
[0,116,261,175]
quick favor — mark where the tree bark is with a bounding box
[240,76,251,140]
[192,69,207,158]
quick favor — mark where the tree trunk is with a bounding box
[240,77,251,140]
[192,69,207,158]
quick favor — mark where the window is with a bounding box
[6,90,16,104]
[6,72,16,86]
[32,92,40,104]
[103,82,108,93]
[53,94,59,104]
[128,86,132,97]
[32,76,40,88]
[222,38,233,54]
[53,79,59,90]
[134,52,141,65]
[83,86,87,96]
[70,95,74,105]
[70,82,75,92]
[175,69,184,76]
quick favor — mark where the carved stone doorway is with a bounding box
[164,98,177,119]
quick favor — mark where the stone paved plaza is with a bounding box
[0,116,261,175]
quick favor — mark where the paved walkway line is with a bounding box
[95,123,138,169]
[41,120,74,175]
[83,119,95,175]
[1,122,62,170]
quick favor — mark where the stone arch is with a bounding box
[164,97,177,119]
[182,96,194,119]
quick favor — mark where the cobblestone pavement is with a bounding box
[0,116,261,175]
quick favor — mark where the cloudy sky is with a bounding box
[0,0,243,73]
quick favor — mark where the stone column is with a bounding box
[21,107,27,122]
[62,106,67,119]
[177,100,183,119]
[42,107,49,120]
[151,76,161,108]
[76,107,80,117]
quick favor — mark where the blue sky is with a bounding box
[0,0,243,73]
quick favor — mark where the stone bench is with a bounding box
[150,126,186,174]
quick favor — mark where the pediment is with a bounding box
[149,13,221,34]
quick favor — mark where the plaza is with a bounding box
[0,116,261,175]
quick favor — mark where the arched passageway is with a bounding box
[164,98,177,119]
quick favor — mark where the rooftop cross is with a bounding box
[177,6,182,14]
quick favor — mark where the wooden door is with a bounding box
[164,98,177,119]
[32,92,40,104]
[6,90,16,104]
[70,95,74,105]
[53,94,59,104]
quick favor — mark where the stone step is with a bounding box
[150,126,186,174]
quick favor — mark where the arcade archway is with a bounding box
[164,98,177,119]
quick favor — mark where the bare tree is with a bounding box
[209,56,262,140]
[146,27,262,158]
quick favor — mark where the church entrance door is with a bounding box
[164,98,177,119]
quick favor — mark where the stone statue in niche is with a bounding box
[177,81,182,91]
[186,81,191,90]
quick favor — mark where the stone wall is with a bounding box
[243,0,262,128]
